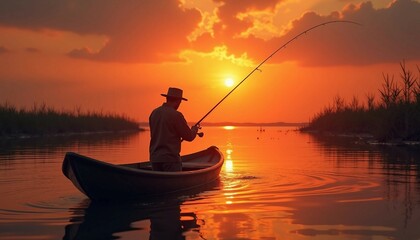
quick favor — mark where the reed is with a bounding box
[0,102,141,137]
[303,61,420,141]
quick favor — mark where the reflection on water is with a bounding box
[306,133,420,232]
[64,180,220,240]
[0,131,140,161]
[65,199,197,240]
[1,127,420,239]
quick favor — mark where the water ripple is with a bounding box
[203,169,381,209]
[0,196,85,223]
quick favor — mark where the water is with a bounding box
[0,127,419,240]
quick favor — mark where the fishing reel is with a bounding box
[195,124,204,138]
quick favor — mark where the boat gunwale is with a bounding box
[64,146,224,177]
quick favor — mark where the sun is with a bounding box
[224,78,235,88]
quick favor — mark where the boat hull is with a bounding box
[62,146,224,201]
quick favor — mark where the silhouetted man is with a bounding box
[149,87,199,171]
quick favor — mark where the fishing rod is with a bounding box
[194,20,361,130]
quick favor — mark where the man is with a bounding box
[149,87,199,171]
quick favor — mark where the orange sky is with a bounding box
[0,0,419,123]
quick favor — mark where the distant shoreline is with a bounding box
[1,129,144,140]
[138,122,308,127]
[200,122,308,127]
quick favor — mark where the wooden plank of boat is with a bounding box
[62,146,224,201]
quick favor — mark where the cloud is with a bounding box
[0,0,418,65]
[275,0,420,66]
[67,47,95,59]
[212,0,281,40]
[25,47,40,53]
[192,0,420,66]
[179,45,254,67]
[0,46,10,54]
[0,0,201,63]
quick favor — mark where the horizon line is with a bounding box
[138,121,308,127]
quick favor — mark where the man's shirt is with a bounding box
[149,103,195,163]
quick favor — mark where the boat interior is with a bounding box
[120,151,220,172]
[120,162,216,171]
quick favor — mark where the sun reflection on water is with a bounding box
[225,159,233,173]
[223,126,235,130]
[224,145,234,173]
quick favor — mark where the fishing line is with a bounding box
[195,20,361,127]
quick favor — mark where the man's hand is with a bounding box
[191,125,199,135]
[191,124,203,137]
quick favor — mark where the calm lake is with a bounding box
[1,126,419,240]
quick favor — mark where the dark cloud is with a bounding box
[194,0,420,66]
[25,47,40,53]
[0,46,10,54]
[0,0,201,63]
[277,0,420,66]
[0,0,418,65]
[213,0,280,38]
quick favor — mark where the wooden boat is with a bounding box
[62,146,224,201]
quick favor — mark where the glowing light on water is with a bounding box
[225,159,233,172]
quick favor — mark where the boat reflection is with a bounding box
[64,200,190,240]
[63,180,221,240]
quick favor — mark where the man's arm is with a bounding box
[175,112,198,141]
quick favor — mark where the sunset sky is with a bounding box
[0,0,419,123]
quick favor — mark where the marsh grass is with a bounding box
[303,61,420,141]
[0,102,141,137]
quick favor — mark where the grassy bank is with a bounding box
[302,61,420,141]
[0,102,142,137]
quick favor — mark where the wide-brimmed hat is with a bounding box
[161,87,188,101]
